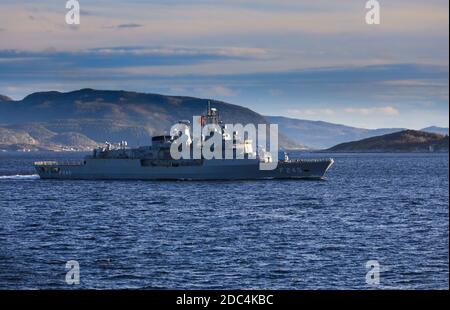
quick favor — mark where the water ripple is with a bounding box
[0,152,448,289]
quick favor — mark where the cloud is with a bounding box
[287,108,335,117]
[344,106,399,116]
[0,46,270,76]
[268,89,282,96]
[0,0,447,65]
[116,23,143,29]
[381,79,448,87]
[89,46,268,58]
[193,85,238,97]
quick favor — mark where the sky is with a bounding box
[0,0,448,129]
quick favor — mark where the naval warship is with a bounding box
[34,104,334,180]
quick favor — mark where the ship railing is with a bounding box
[283,158,334,163]
[34,160,85,166]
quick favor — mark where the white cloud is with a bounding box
[88,46,268,59]
[381,79,448,87]
[287,108,335,117]
[193,85,238,97]
[344,106,399,116]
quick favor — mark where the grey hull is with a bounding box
[35,158,334,180]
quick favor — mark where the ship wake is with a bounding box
[0,174,40,180]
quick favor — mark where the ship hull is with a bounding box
[34,158,334,180]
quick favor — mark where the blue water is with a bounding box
[0,152,448,289]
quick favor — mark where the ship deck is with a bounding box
[34,160,85,166]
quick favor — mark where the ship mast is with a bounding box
[205,100,219,125]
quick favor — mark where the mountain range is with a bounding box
[0,89,303,151]
[0,89,448,152]
[266,116,448,149]
[327,130,449,152]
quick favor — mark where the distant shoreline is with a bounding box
[1,150,448,155]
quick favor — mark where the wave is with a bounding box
[0,174,40,180]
